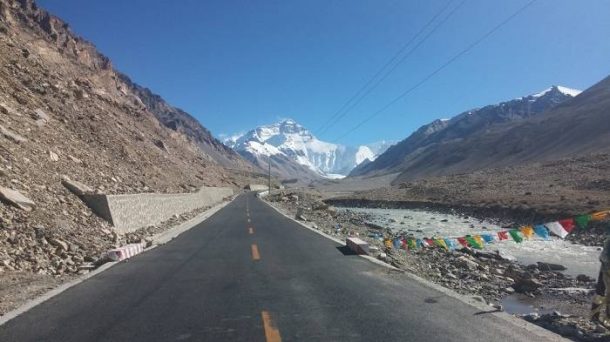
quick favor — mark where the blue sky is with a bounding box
[39,0,610,146]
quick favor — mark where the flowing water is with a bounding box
[339,207,601,278]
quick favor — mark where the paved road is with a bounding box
[0,193,559,341]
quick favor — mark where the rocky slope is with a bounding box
[350,85,582,180]
[225,119,392,179]
[0,0,259,286]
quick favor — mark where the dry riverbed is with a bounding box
[265,190,610,341]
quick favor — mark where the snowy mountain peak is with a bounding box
[529,85,582,99]
[224,119,393,178]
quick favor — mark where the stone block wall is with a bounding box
[82,187,233,234]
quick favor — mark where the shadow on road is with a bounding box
[336,246,358,256]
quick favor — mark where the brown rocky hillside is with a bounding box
[0,0,259,284]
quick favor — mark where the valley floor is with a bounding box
[265,177,610,341]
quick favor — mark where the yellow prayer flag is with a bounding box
[384,239,393,249]
[591,211,609,221]
[519,225,535,239]
[435,238,448,250]
[474,235,484,246]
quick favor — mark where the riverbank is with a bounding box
[265,190,609,341]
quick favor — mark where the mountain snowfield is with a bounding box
[224,120,393,178]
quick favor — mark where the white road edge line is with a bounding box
[262,199,569,342]
[0,197,237,327]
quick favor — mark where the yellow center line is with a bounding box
[251,244,260,261]
[261,311,282,342]
[248,227,254,235]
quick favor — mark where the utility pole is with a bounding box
[268,158,271,194]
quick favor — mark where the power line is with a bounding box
[333,0,538,142]
[319,0,467,137]
[316,0,456,135]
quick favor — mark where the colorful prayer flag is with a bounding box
[416,238,425,248]
[445,238,458,250]
[393,238,402,249]
[497,231,509,241]
[519,225,535,239]
[474,235,485,247]
[558,219,575,233]
[425,238,436,247]
[534,225,550,240]
[482,234,495,243]
[574,214,592,229]
[435,239,448,250]
[457,237,469,247]
[384,239,393,249]
[407,239,417,250]
[509,230,523,243]
[545,221,569,239]
[465,236,482,249]
[592,211,609,221]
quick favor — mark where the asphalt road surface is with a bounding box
[0,193,560,341]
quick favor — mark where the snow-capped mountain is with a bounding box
[224,119,392,178]
[350,85,583,179]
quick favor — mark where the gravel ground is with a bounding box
[0,201,226,316]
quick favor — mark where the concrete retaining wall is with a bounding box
[246,184,268,191]
[82,187,233,234]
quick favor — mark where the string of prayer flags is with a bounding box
[390,208,608,252]
[497,231,509,241]
[534,225,550,240]
[509,230,523,243]
[519,225,535,239]
[559,219,575,234]
[545,221,569,239]
[574,214,592,229]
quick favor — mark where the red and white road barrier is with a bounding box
[346,237,369,255]
[104,243,146,262]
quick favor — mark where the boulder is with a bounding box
[536,262,567,271]
[576,274,595,282]
[0,125,27,143]
[0,187,35,211]
[32,109,50,125]
[49,150,59,162]
[61,176,94,196]
[296,207,308,221]
[455,256,479,270]
[49,238,69,251]
[513,278,542,293]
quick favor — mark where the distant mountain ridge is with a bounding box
[350,85,583,179]
[224,119,393,179]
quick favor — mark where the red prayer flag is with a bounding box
[497,231,509,240]
[425,238,435,246]
[457,237,469,247]
[559,218,575,233]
